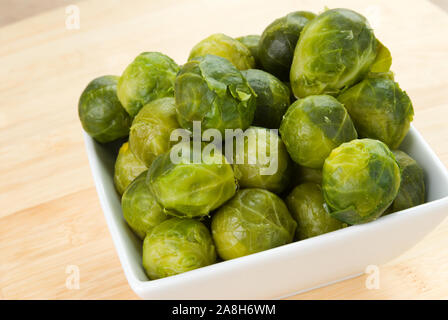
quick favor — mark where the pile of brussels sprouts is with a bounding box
[78,8,426,280]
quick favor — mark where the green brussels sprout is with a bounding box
[259,11,316,80]
[322,139,401,224]
[113,142,147,195]
[241,69,290,129]
[211,188,296,260]
[286,183,345,240]
[233,127,291,194]
[117,52,179,117]
[78,75,131,143]
[175,54,256,134]
[143,218,216,279]
[121,171,167,239]
[236,35,261,68]
[337,75,414,149]
[128,97,180,167]
[290,8,377,98]
[147,142,237,218]
[293,163,322,185]
[389,150,425,213]
[188,33,255,70]
[370,40,392,73]
[279,95,357,168]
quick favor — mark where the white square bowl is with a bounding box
[83,125,448,299]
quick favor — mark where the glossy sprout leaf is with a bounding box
[113,142,147,195]
[175,54,256,134]
[233,127,292,193]
[322,139,401,224]
[280,95,357,168]
[143,218,216,279]
[189,33,255,70]
[389,150,425,213]
[117,52,179,117]
[290,8,377,98]
[121,171,167,239]
[147,142,237,218]
[337,75,414,149]
[129,97,180,167]
[241,69,291,129]
[211,188,296,260]
[370,40,392,73]
[286,183,345,240]
[236,35,262,68]
[259,11,316,80]
[78,75,131,143]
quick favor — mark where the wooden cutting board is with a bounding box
[1,0,448,299]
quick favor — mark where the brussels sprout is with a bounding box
[175,54,256,134]
[337,75,414,149]
[279,95,357,168]
[236,35,261,68]
[211,188,296,260]
[286,183,345,240]
[259,11,316,80]
[117,52,179,117]
[128,97,180,167]
[147,142,237,218]
[78,75,131,143]
[143,218,216,279]
[293,163,322,185]
[370,40,392,73]
[389,150,425,213]
[233,127,291,193]
[241,69,290,129]
[290,8,377,98]
[189,33,255,70]
[113,142,147,195]
[121,171,167,239]
[322,139,401,224]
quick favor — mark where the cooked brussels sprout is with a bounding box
[175,54,256,134]
[121,171,167,239]
[293,163,322,185]
[211,188,296,260]
[337,75,414,149]
[113,142,147,195]
[322,139,401,224]
[147,142,237,218]
[236,35,261,68]
[286,183,345,240]
[128,97,180,167]
[290,8,377,98]
[389,150,425,212]
[117,52,179,117]
[279,95,357,168]
[370,40,392,73]
[259,11,316,80]
[78,75,131,143]
[189,33,255,70]
[241,69,290,129]
[233,127,291,193]
[143,218,216,279]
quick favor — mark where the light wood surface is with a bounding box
[1,0,448,300]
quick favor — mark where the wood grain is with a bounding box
[0,0,447,299]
